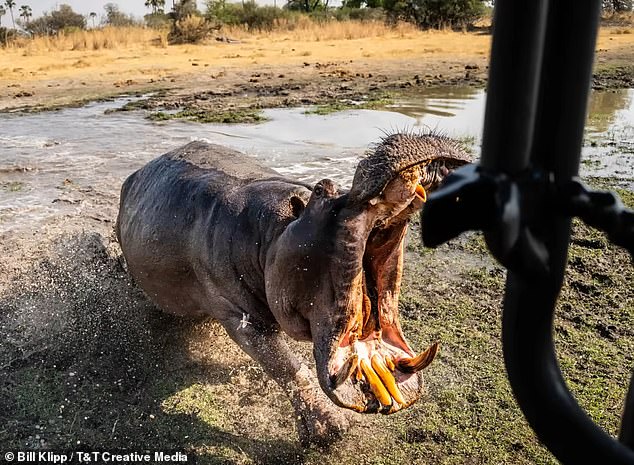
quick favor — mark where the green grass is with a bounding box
[1,181,25,192]
[304,96,392,115]
[148,109,267,124]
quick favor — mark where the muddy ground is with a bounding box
[1,26,634,465]
[1,174,632,465]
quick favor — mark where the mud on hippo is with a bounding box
[116,133,470,446]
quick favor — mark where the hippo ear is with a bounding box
[289,196,306,218]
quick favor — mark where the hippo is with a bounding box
[115,133,471,445]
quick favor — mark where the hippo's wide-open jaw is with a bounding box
[312,134,470,414]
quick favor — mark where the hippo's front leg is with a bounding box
[220,313,351,446]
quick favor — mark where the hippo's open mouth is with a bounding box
[323,163,442,413]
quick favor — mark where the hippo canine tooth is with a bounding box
[397,342,439,374]
[360,358,392,406]
[332,354,359,388]
[415,184,427,202]
[371,355,405,406]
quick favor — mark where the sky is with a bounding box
[16,1,207,20]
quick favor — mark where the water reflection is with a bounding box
[386,86,485,139]
[586,89,634,134]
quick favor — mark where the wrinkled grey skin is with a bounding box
[116,135,470,446]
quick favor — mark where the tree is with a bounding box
[602,0,633,11]
[4,0,15,28]
[145,0,166,14]
[285,0,326,12]
[0,5,5,27]
[89,11,97,27]
[103,3,137,26]
[18,4,31,24]
[171,0,200,20]
[50,4,86,30]
[383,0,486,29]
[26,4,86,35]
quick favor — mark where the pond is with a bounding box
[0,87,632,233]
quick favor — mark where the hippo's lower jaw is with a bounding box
[326,336,439,414]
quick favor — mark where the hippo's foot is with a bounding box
[291,368,351,447]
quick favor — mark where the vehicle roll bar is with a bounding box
[420,1,634,463]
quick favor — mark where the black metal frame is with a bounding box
[421,1,634,463]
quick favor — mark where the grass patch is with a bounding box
[304,95,393,115]
[1,181,26,192]
[148,109,266,124]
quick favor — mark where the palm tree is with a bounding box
[89,11,97,28]
[18,4,31,25]
[0,5,5,27]
[4,0,15,28]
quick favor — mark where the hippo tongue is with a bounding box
[348,133,470,205]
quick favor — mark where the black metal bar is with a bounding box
[479,0,548,174]
[492,0,634,463]
[421,0,634,463]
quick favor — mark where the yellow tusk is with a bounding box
[332,354,359,388]
[384,355,396,372]
[360,358,392,407]
[415,184,427,202]
[372,355,406,406]
[397,342,439,373]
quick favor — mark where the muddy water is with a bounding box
[0,87,632,234]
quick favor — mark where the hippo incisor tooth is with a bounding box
[371,355,405,406]
[360,358,392,406]
[397,342,439,373]
[384,355,396,372]
[332,354,359,388]
[415,184,427,202]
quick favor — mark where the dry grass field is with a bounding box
[1,20,634,111]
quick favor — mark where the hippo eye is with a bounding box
[313,184,324,197]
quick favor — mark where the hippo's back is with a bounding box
[166,141,279,180]
[116,141,308,316]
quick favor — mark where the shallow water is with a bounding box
[0,87,632,233]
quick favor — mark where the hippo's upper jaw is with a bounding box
[266,133,471,414]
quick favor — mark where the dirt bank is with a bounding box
[2,26,634,115]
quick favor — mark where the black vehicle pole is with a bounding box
[483,0,634,463]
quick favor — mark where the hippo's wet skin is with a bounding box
[116,133,470,445]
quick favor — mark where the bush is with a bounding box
[206,1,297,31]
[384,0,486,28]
[332,7,386,22]
[0,27,18,46]
[168,15,217,44]
[144,12,170,29]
